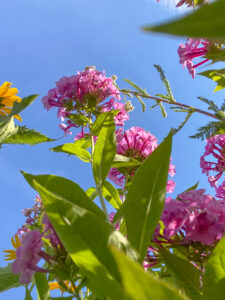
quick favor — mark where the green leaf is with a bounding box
[111,247,189,300]
[111,154,141,169]
[21,172,105,220]
[31,180,138,300]
[190,121,225,140]
[124,79,148,96]
[199,69,225,92]
[135,95,146,112]
[86,187,98,200]
[74,137,91,149]
[0,264,21,292]
[173,111,193,136]
[91,112,110,136]
[122,131,172,262]
[160,249,201,299]
[159,101,167,118]
[202,235,225,299]
[9,94,38,117]
[68,114,89,126]
[143,0,225,40]
[0,117,17,144]
[3,126,54,145]
[50,143,91,162]
[102,181,122,209]
[34,272,50,300]
[154,65,175,103]
[197,96,219,113]
[92,115,116,186]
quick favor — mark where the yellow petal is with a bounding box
[3,249,16,261]
[0,82,12,97]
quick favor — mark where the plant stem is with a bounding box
[90,130,109,222]
[121,90,225,122]
[97,184,110,222]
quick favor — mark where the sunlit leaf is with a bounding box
[51,143,91,162]
[3,126,54,145]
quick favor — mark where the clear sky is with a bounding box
[0,0,223,299]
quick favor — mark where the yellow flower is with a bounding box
[0,82,22,121]
[3,235,21,261]
[49,281,75,293]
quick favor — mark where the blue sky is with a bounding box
[0,0,223,299]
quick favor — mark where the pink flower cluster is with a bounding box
[42,67,129,137]
[200,134,225,198]
[12,230,44,284]
[108,126,176,192]
[178,38,209,78]
[157,189,225,245]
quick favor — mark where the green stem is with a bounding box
[90,125,109,222]
[121,89,225,122]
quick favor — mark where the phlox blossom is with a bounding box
[12,230,44,284]
[108,127,176,193]
[178,38,209,78]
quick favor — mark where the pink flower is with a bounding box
[159,197,189,239]
[108,127,176,191]
[166,179,176,193]
[101,99,129,126]
[12,230,44,284]
[42,67,126,137]
[185,211,224,245]
[108,127,158,186]
[158,189,225,245]
[200,134,225,188]
[178,38,210,78]
[43,215,63,248]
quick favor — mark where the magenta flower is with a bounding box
[178,38,210,78]
[158,189,225,245]
[42,67,127,138]
[43,215,63,248]
[200,134,225,188]
[108,127,158,186]
[12,230,44,284]
[108,127,176,190]
[101,98,129,126]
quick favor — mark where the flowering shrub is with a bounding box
[1,0,225,299]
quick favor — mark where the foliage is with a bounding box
[3,0,225,299]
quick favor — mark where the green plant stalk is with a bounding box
[121,89,225,122]
[90,124,109,222]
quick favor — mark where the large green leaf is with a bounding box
[143,0,225,39]
[31,180,137,300]
[34,272,50,300]
[122,131,172,262]
[3,126,54,145]
[0,264,21,292]
[92,115,116,186]
[50,143,91,162]
[202,236,225,299]
[21,172,105,220]
[0,117,17,144]
[160,249,201,299]
[111,247,189,300]
[199,69,225,92]
[9,95,38,117]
